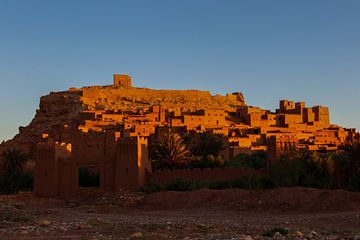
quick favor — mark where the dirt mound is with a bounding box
[141,187,360,213]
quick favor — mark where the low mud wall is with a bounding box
[147,168,267,184]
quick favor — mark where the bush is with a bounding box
[0,172,33,194]
[348,172,360,192]
[225,151,267,169]
[269,152,335,189]
[138,182,163,194]
[231,176,275,190]
[232,176,263,189]
[209,181,232,190]
[188,155,224,169]
[164,178,209,192]
[262,227,289,237]
[333,154,352,188]
[0,148,33,194]
[0,208,31,222]
[259,176,276,189]
[139,179,234,193]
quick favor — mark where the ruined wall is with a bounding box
[113,74,132,87]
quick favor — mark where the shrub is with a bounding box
[269,152,335,189]
[139,179,233,192]
[138,182,163,194]
[0,148,33,194]
[262,227,289,237]
[232,176,258,189]
[333,154,352,188]
[0,208,31,222]
[259,176,276,189]
[225,151,267,169]
[231,176,275,190]
[269,156,302,187]
[164,178,209,191]
[209,181,232,190]
[348,172,360,192]
[1,148,28,176]
[188,155,224,169]
[0,172,33,194]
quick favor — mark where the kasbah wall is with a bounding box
[147,168,266,184]
[34,131,151,197]
[27,73,359,197]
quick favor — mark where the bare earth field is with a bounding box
[1,187,360,240]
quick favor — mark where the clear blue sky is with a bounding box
[0,0,359,141]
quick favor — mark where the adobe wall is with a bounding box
[137,137,151,187]
[34,143,58,197]
[266,135,298,165]
[34,142,73,197]
[58,159,77,197]
[115,136,151,190]
[146,168,266,184]
[312,106,330,126]
[279,100,295,112]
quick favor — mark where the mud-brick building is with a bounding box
[34,130,151,197]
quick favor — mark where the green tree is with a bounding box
[269,151,335,189]
[345,140,360,175]
[332,154,352,188]
[225,151,267,169]
[153,133,190,170]
[189,133,225,158]
[1,148,28,176]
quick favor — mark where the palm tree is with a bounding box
[1,148,28,176]
[154,133,190,169]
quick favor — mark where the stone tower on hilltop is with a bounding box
[113,74,132,87]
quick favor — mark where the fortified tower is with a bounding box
[113,74,132,87]
[115,136,151,190]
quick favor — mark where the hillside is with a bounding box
[80,86,245,111]
[2,84,246,151]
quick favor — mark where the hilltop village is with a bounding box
[1,74,359,197]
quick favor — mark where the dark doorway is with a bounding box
[78,166,100,188]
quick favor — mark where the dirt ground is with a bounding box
[1,187,360,240]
